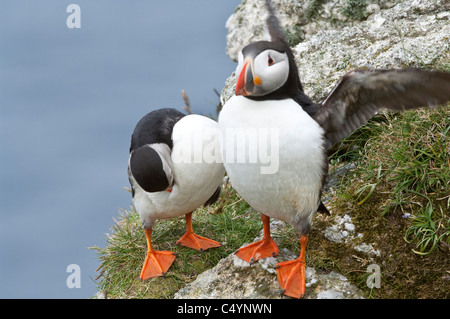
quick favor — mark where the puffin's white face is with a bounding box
[235,49,289,96]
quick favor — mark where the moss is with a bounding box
[284,25,304,48]
[305,0,329,20]
[342,0,367,20]
[234,0,247,14]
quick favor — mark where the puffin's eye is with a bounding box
[268,55,274,66]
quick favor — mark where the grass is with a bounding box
[91,184,264,299]
[342,108,449,253]
[405,202,450,255]
[320,104,450,298]
[304,0,369,21]
[285,25,304,48]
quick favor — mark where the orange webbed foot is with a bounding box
[140,228,176,280]
[235,214,279,263]
[275,258,305,298]
[176,232,221,251]
[275,234,308,299]
[176,212,221,251]
[140,249,176,280]
[235,237,279,263]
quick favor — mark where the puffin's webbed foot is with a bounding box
[235,214,279,263]
[275,235,308,299]
[176,212,221,251]
[140,228,176,280]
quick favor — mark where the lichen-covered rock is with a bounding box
[174,245,365,299]
[225,0,403,62]
[174,251,282,299]
[174,219,365,299]
[323,213,382,258]
[225,0,307,62]
[294,0,450,102]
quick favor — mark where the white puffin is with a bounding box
[218,0,450,298]
[128,108,224,280]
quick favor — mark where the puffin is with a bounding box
[128,108,225,280]
[218,0,450,298]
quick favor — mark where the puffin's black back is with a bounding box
[130,108,185,153]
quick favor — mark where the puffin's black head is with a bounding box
[129,144,173,193]
[234,0,302,100]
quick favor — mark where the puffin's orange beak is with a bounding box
[236,60,250,95]
[235,58,262,96]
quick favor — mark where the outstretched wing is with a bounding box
[313,69,450,150]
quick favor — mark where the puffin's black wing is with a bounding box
[130,108,185,153]
[317,201,330,216]
[203,186,222,207]
[313,69,450,150]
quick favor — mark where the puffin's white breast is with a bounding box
[134,114,224,226]
[218,96,325,222]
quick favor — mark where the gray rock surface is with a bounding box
[226,0,406,62]
[293,0,450,102]
[174,242,365,299]
[174,219,366,299]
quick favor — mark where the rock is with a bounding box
[95,291,107,299]
[325,214,352,243]
[225,0,402,62]
[174,251,283,299]
[293,0,450,102]
[174,244,365,299]
[354,243,381,257]
[225,0,308,62]
[344,222,355,232]
[323,212,381,259]
[174,220,365,299]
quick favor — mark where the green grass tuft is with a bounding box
[331,107,449,254]
[317,101,450,299]
[91,185,266,298]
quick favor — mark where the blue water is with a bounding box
[0,0,240,298]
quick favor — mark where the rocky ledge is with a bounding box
[175,221,365,299]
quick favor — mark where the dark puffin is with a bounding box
[129,108,224,280]
[218,0,450,298]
